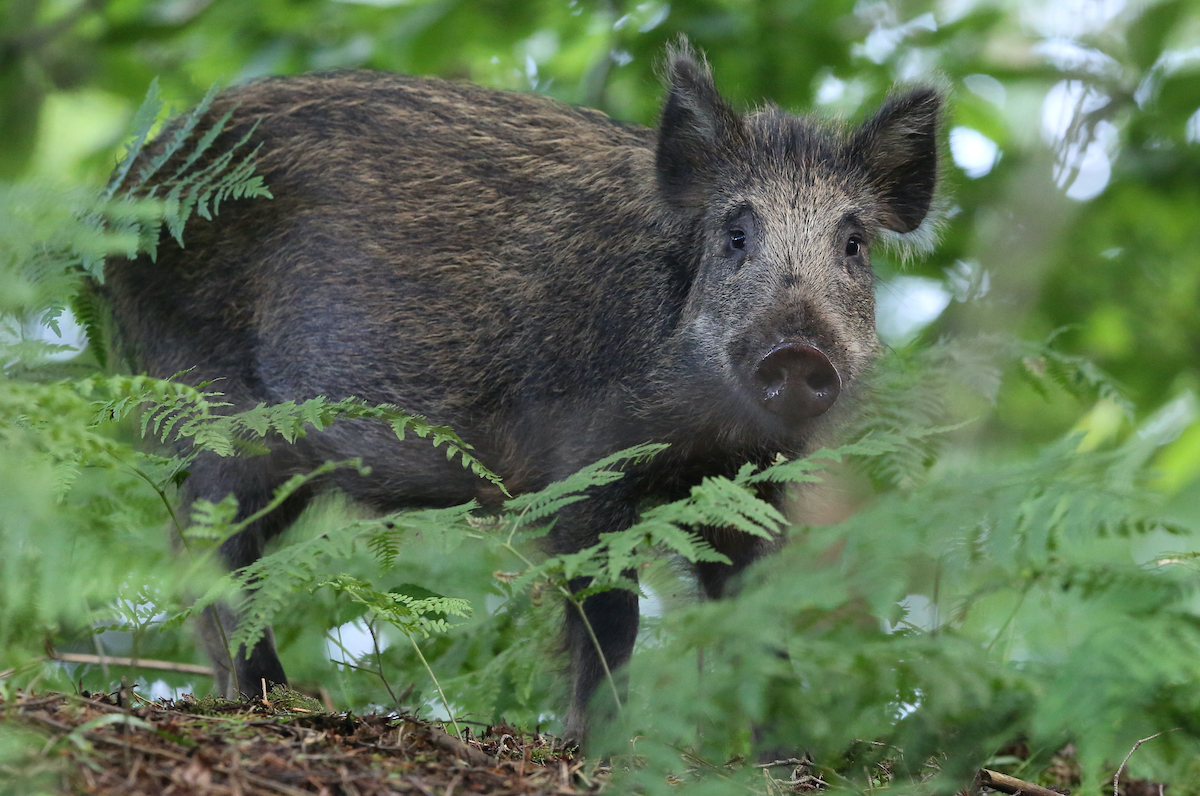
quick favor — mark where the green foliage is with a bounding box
[607,416,1200,790]
[7,2,1200,794]
[0,183,150,370]
[320,574,472,735]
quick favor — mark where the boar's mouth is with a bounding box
[752,343,842,422]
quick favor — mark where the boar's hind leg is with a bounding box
[187,451,314,699]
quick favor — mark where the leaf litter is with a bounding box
[2,687,601,795]
[0,688,1172,795]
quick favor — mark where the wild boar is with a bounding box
[105,41,940,742]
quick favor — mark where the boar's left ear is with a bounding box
[850,88,942,233]
[656,41,745,210]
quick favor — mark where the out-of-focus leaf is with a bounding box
[1129,0,1186,71]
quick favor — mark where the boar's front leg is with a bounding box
[563,579,640,745]
[549,495,641,746]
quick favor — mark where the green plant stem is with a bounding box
[222,460,356,541]
[126,448,241,697]
[111,454,187,545]
[985,588,1028,654]
[367,618,402,707]
[566,594,623,710]
[500,539,623,713]
[407,632,462,738]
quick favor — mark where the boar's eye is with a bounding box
[845,235,864,257]
[729,229,746,250]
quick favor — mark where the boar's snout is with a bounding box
[753,343,842,421]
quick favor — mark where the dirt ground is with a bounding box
[0,688,1169,795]
[2,688,602,795]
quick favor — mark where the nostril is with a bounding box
[753,344,842,420]
[804,357,838,393]
[756,359,788,401]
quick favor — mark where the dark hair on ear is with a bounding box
[848,87,943,235]
[655,37,745,210]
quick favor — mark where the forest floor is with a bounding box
[0,687,1169,795]
[2,687,599,795]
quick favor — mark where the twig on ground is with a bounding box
[52,651,215,677]
[979,768,1063,796]
[428,725,498,768]
[1114,730,1178,796]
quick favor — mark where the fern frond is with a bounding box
[68,287,106,369]
[365,504,478,570]
[320,575,471,639]
[104,78,164,201]
[139,82,221,187]
[501,442,668,525]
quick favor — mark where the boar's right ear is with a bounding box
[850,87,942,234]
[656,41,744,210]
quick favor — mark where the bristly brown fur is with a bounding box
[105,42,942,745]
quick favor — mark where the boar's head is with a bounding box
[657,45,941,441]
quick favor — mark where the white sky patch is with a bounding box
[26,307,88,361]
[1064,123,1115,200]
[521,30,559,63]
[615,2,670,32]
[944,259,990,302]
[963,73,1006,108]
[517,30,559,91]
[815,73,846,105]
[899,594,937,631]
[1041,79,1109,144]
[949,126,1000,178]
[485,594,507,615]
[1032,37,1122,79]
[636,3,670,33]
[1041,80,1117,201]
[1186,107,1200,144]
[147,679,195,701]
[882,594,937,634]
[855,12,937,64]
[875,276,951,346]
[1021,0,1128,40]
[812,71,866,115]
[1139,47,1200,108]
[639,583,663,619]
[938,0,979,25]
[327,617,384,663]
